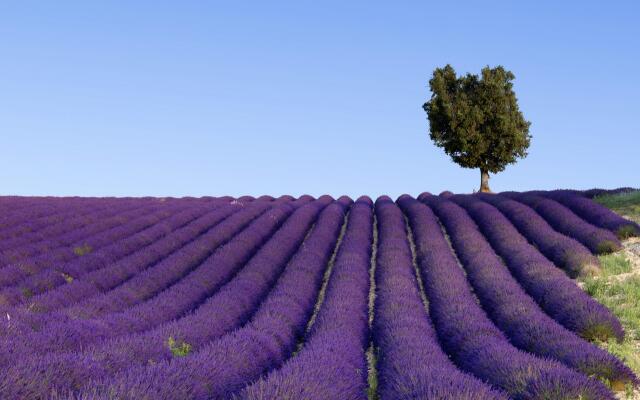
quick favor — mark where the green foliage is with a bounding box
[598,253,633,275]
[423,65,531,174]
[60,272,74,283]
[587,193,640,398]
[584,274,640,341]
[167,336,191,357]
[21,287,33,299]
[581,257,640,385]
[367,346,379,400]
[73,244,92,256]
[595,191,640,224]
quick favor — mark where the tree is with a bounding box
[423,65,531,192]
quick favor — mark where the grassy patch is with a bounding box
[597,253,633,275]
[603,337,640,378]
[581,259,640,397]
[367,345,379,400]
[582,193,640,397]
[583,274,640,341]
[595,191,640,223]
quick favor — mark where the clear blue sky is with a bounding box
[1,1,638,199]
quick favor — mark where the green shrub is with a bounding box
[167,336,191,357]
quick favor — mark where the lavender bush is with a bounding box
[374,196,507,399]
[403,194,616,399]
[504,192,622,253]
[413,195,636,387]
[0,192,634,399]
[543,190,640,238]
[55,198,350,400]
[445,194,625,342]
[475,193,599,277]
[237,196,374,400]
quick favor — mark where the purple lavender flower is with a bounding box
[404,194,616,399]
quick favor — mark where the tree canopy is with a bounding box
[423,65,531,191]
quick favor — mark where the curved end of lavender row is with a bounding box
[298,194,316,202]
[375,196,395,206]
[454,195,626,342]
[354,195,373,206]
[255,195,275,201]
[336,195,354,207]
[316,194,334,203]
[416,192,433,202]
[555,190,640,238]
[515,193,623,254]
[471,193,602,278]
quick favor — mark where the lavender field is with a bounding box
[0,191,639,400]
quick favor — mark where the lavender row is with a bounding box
[0,198,331,396]
[476,193,599,277]
[0,202,203,306]
[421,195,636,387]
[237,196,374,400]
[375,197,506,399]
[0,203,249,340]
[404,195,615,399]
[8,201,239,317]
[57,197,296,321]
[0,196,45,215]
[0,201,119,257]
[2,197,226,257]
[0,198,136,246]
[0,203,145,285]
[0,198,94,237]
[0,197,217,244]
[0,199,195,272]
[62,198,350,400]
[447,194,625,342]
[21,202,258,312]
[0,202,187,292]
[0,198,153,255]
[0,198,192,260]
[56,198,325,347]
[0,200,270,367]
[73,197,326,368]
[541,190,640,238]
[505,193,622,254]
[0,199,280,348]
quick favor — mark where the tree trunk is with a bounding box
[480,169,491,193]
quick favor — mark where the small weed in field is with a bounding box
[167,336,191,357]
[73,244,92,256]
[367,345,379,400]
[60,272,74,283]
